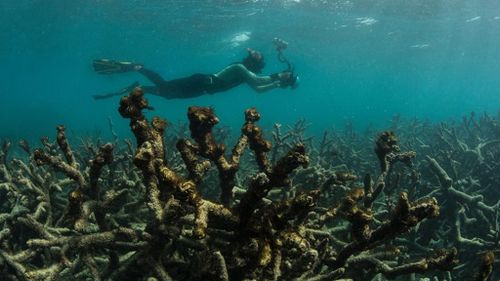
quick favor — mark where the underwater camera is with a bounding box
[273,37,288,51]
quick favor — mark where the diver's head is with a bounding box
[242,48,265,73]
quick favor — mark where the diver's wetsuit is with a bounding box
[93,50,292,101]
[138,67,244,99]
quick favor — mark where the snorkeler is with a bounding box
[92,48,298,100]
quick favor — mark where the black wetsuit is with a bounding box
[138,67,244,99]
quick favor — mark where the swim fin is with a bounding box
[92,59,141,74]
[93,81,140,100]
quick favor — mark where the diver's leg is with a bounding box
[141,74,209,100]
[93,81,141,100]
[137,68,168,88]
[161,74,208,99]
[141,86,161,96]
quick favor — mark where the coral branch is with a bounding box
[56,125,77,168]
[237,144,309,228]
[333,192,440,268]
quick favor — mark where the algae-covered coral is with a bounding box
[0,88,499,280]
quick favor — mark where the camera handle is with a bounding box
[273,37,293,72]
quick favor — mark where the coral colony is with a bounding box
[1,87,499,280]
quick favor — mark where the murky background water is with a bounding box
[1,0,500,140]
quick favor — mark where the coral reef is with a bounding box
[1,89,499,280]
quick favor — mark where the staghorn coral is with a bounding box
[2,87,498,280]
[303,111,500,280]
[114,87,457,280]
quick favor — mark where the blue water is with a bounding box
[2,0,500,142]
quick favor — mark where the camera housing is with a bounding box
[273,37,288,51]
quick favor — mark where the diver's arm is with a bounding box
[215,64,274,87]
[253,81,282,93]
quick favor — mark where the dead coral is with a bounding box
[0,87,485,280]
[114,87,454,280]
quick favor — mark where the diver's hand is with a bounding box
[270,71,297,88]
[278,71,298,88]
